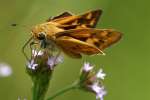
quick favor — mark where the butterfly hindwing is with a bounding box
[58,46,82,58]
[55,36,102,58]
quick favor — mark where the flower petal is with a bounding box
[96,68,106,80]
[47,55,63,69]
[27,60,38,70]
[91,82,107,100]
[82,62,93,72]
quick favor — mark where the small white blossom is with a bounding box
[91,82,102,93]
[96,87,107,100]
[96,68,106,80]
[0,63,12,77]
[82,62,93,72]
[91,82,107,100]
[27,60,38,70]
[47,55,63,69]
[32,50,43,57]
[55,55,63,64]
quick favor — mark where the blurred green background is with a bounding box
[0,0,150,100]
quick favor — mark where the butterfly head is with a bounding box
[31,24,48,41]
[31,22,63,41]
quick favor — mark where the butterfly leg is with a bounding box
[22,37,33,61]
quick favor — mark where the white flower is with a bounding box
[47,55,63,69]
[96,87,107,100]
[82,62,93,72]
[55,55,63,64]
[32,50,43,57]
[91,82,107,100]
[26,50,43,70]
[0,63,12,77]
[27,60,38,70]
[96,68,106,80]
[91,82,102,93]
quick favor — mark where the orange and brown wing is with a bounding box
[56,28,122,50]
[50,9,102,29]
[47,12,73,22]
[93,29,122,50]
[55,36,103,58]
[57,45,82,58]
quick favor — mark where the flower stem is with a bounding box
[32,80,42,100]
[32,78,50,100]
[47,81,79,100]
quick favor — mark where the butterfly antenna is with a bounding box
[11,23,32,30]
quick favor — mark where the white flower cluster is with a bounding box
[81,62,107,100]
[27,50,63,70]
[27,50,42,70]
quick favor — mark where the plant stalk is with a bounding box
[47,81,79,100]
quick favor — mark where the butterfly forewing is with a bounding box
[49,9,102,30]
[94,29,122,50]
[56,28,122,54]
[47,12,73,22]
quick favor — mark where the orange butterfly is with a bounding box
[22,9,122,59]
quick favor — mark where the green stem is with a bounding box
[32,73,51,100]
[47,81,79,100]
[32,80,40,100]
[32,79,48,100]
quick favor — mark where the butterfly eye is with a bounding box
[38,32,46,40]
